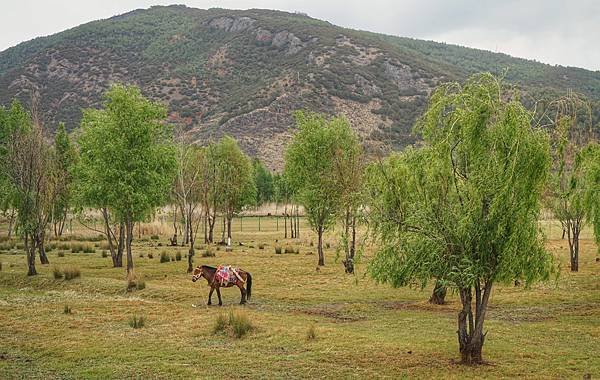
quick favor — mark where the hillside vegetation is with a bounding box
[1,5,599,168]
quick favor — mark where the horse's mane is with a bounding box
[201,265,216,270]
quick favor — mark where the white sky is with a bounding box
[1,0,599,71]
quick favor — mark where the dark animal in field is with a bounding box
[192,265,252,306]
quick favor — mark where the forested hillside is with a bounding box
[1,5,599,168]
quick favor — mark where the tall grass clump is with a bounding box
[63,265,81,280]
[64,305,72,314]
[160,251,170,263]
[129,315,145,329]
[175,252,182,261]
[202,248,215,257]
[275,246,282,255]
[306,324,317,341]
[53,267,64,279]
[212,309,254,338]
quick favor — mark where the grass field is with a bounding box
[0,217,599,379]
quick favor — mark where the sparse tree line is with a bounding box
[1,74,599,364]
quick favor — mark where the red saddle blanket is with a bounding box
[215,265,241,285]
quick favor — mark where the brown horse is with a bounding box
[191,265,252,306]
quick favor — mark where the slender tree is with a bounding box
[367,74,554,364]
[74,84,176,273]
[545,93,594,271]
[285,111,350,266]
[51,122,76,237]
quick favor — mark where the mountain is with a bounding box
[1,5,599,169]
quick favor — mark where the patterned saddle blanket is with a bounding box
[215,265,242,286]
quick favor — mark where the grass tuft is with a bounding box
[63,305,72,314]
[275,246,282,255]
[57,251,65,257]
[175,251,182,261]
[129,315,145,329]
[63,265,81,280]
[53,267,64,279]
[160,251,170,263]
[306,324,317,341]
[202,248,215,257]
[212,309,254,338]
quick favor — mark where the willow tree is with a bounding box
[285,111,353,266]
[367,74,554,364]
[211,136,255,246]
[580,143,600,255]
[51,123,77,237]
[75,84,176,273]
[545,94,594,271]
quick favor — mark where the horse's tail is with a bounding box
[246,272,252,300]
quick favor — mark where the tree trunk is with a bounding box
[429,281,447,304]
[125,214,134,274]
[295,206,300,238]
[284,205,288,239]
[457,281,492,365]
[226,215,232,244]
[317,225,324,266]
[221,216,226,244]
[567,221,580,272]
[344,213,357,274]
[7,209,16,239]
[25,234,37,276]
[37,231,50,265]
[291,207,295,238]
[208,210,216,244]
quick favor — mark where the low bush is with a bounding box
[229,309,253,338]
[160,251,170,263]
[175,252,182,261]
[63,265,81,280]
[64,305,72,314]
[148,253,153,259]
[129,315,145,329]
[325,242,331,249]
[258,244,265,250]
[294,247,300,254]
[57,252,65,257]
[212,309,254,338]
[70,243,83,253]
[275,246,282,255]
[139,253,144,258]
[202,249,215,258]
[53,267,64,279]
[150,234,160,240]
[306,325,317,341]
[171,256,175,262]
[284,245,295,254]
[101,250,108,258]
[83,245,96,254]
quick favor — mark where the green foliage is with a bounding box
[367,73,554,363]
[253,158,273,206]
[285,111,359,264]
[208,136,256,218]
[74,84,176,223]
[213,309,253,338]
[580,143,600,253]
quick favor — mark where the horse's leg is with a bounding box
[216,287,223,306]
[238,282,246,304]
[207,287,214,306]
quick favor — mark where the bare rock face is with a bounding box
[208,16,256,32]
[255,28,273,43]
[272,31,305,54]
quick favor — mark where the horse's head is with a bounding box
[191,266,203,282]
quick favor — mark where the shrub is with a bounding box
[212,309,254,338]
[275,246,282,255]
[202,249,215,258]
[129,315,145,329]
[53,267,64,279]
[213,313,228,334]
[45,245,54,252]
[64,305,72,314]
[171,256,175,262]
[99,241,110,250]
[284,245,294,254]
[258,244,265,250]
[71,243,83,253]
[136,279,146,290]
[175,252,182,261]
[294,247,300,254]
[160,251,170,263]
[310,240,314,247]
[325,242,331,249]
[148,253,153,259]
[229,309,253,338]
[101,250,108,258]
[306,325,316,341]
[83,245,96,253]
[139,253,144,258]
[150,234,160,240]
[57,252,65,257]
[63,265,81,280]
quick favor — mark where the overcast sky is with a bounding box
[1,0,598,71]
